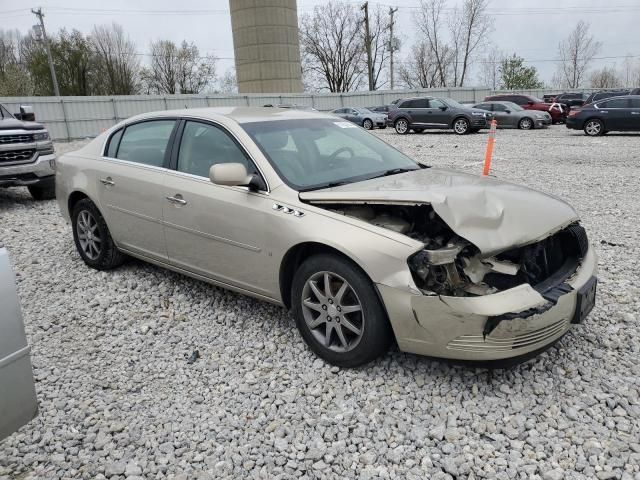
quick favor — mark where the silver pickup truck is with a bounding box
[0,104,56,200]
[0,243,38,441]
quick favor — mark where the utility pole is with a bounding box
[388,6,398,90]
[361,2,374,91]
[31,7,60,97]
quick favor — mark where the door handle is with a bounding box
[99,177,115,186]
[166,194,187,205]
[631,112,640,115]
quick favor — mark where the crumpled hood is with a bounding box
[299,168,579,254]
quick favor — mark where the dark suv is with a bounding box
[387,97,492,135]
[553,92,588,108]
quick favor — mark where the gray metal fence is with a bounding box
[0,86,600,141]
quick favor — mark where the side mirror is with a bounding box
[209,163,266,191]
[527,101,534,106]
[14,105,35,122]
[505,109,511,114]
[439,106,448,111]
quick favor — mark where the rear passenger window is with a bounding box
[599,98,629,108]
[116,120,176,167]
[105,128,123,157]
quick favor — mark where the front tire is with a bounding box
[362,118,373,130]
[72,198,125,270]
[453,117,470,135]
[518,117,534,130]
[291,254,393,367]
[584,119,604,136]
[394,118,409,134]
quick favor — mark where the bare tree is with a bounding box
[556,21,601,88]
[217,68,237,94]
[299,2,365,92]
[146,40,216,94]
[398,41,441,88]
[415,0,491,87]
[367,5,392,90]
[91,23,140,95]
[590,66,621,88]
[477,47,503,89]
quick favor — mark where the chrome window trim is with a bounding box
[163,168,270,197]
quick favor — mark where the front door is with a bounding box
[628,98,640,130]
[97,119,177,260]
[597,98,631,130]
[162,120,274,296]
[425,98,450,127]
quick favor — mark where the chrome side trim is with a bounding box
[163,220,261,252]
[106,204,163,224]
[0,345,30,369]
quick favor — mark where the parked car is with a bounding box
[367,105,393,113]
[331,107,387,130]
[0,103,56,200]
[566,95,640,136]
[583,90,631,105]
[387,97,493,135]
[553,93,588,109]
[0,242,38,441]
[484,94,568,123]
[472,101,551,129]
[543,93,560,103]
[56,108,597,367]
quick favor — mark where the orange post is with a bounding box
[483,119,497,176]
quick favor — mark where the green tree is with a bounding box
[498,54,544,89]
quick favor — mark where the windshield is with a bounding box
[242,119,421,191]
[502,102,523,111]
[442,98,466,109]
[354,107,373,114]
[0,104,14,119]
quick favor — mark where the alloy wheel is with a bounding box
[76,210,102,260]
[363,119,373,130]
[585,120,602,136]
[519,118,533,130]
[395,119,408,134]
[454,118,469,134]
[301,271,364,353]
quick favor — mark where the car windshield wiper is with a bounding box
[299,180,352,192]
[367,167,418,179]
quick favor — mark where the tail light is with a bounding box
[568,109,580,117]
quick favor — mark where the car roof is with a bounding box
[124,107,335,125]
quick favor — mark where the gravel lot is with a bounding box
[1,126,639,480]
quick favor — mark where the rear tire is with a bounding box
[394,118,409,135]
[72,198,125,270]
[362,118,373,130]
[291,254,393,367]
[584,118,604,136]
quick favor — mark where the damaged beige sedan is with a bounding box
[56,108,597,367]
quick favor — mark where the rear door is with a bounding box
[597,98,631,130]
[406,98,430,126]
[96,119,177,261]
[629,98,640,129]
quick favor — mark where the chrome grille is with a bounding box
[447,318,569,353]
[0,149,36,163]
[0,134,33,145]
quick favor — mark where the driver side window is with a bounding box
[177,121,254,178]
[428,99,446,109]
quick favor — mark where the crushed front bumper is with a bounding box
[378,246,597,361]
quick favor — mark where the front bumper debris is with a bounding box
[378,245,597,361]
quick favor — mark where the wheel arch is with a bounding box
[279,241,376,310]
[451,115,470,128]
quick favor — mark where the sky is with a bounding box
[2,0,639,88]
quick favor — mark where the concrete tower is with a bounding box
[229,0,303,93]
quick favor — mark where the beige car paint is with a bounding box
[56,107,597,362]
